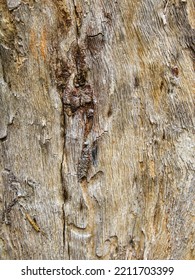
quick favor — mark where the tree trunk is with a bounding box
[0,0,194,260]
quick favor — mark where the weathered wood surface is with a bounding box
[0,0,194,259]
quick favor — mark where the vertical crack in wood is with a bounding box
[65,0,98,258]
[72,0,82,75]
[61,203,66,257]
[60,74,67,256]
[72,0,81,39]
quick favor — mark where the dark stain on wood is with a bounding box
[63,84,94,116]
[134,76,140,88]
[73,70,88,88]
[77,142,90,182]
[2,198,18,225]
[107,106,113,117]
[92,140,98,166]
[72,44,86,71]
[55,58,71,90]
[86,33,105,55]
[171,66,179,77]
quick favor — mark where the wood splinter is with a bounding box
[25,213,46,237]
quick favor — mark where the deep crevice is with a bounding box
[60,94,67,256]
[72,0,81,39]
[62,203,66,256]
[0,135,7,142]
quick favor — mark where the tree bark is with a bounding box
[0,0,194,260]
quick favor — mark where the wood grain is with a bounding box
[0,0,194,259]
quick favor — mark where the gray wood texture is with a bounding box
[0,0,194,259]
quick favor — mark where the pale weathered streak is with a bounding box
[0,0,194,259]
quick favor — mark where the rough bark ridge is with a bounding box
[0,0,194,259]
